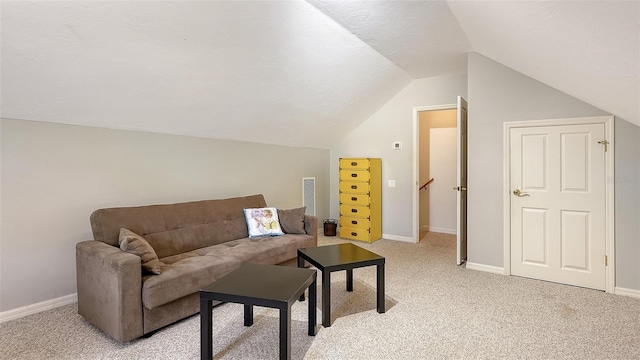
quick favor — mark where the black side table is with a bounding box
[200,263,317,360]
[297,243,385,327]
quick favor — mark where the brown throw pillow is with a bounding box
[119,228,164,275]
[277,207,306,234]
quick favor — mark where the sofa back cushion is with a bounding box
[90,194,267,258]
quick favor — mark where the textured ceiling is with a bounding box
[0,1,412,148]
[447,0,639,128]
[1,1,638,149]
[307,0,471,78]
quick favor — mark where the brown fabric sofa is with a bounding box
[76,194,317,342]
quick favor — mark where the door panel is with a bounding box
[521,208,548,265]
[561,133,589,191]
[561,210,589,270]
[510,123,605,290]
[521,134,547,189]
[456,96,468,265]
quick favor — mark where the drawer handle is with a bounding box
[351,185,357,189]
[351,197,357,201]
[351,173,358,178]
[351,220,358,225]
[351,232,358,236]
[351,209,358,213]
[351,162,357,166]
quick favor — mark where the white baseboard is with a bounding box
[615,287,640,299]
[382,234,416,243]
[0,293,77,324]
[427,227,457,235]
[466,262,505,275]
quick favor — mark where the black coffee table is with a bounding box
[297,243,385,327]
[200,263,317,360]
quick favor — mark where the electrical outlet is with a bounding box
[393,142,402,150]
[388,180,396,187]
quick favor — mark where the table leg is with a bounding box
[279,307,291,360]
[346,269,353,292]
[244,304,253,326]
[200,297,212,360]
[377,262,385,314]
[322,270,331,327]
[298,255,305,301]
[308,275,317,336]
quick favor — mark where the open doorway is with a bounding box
[413,97,468,264]
[418,109,457,238]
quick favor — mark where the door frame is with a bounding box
[503,116,615,293]
[412,103,457,243]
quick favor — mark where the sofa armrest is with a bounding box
[76,240,143,342]
[304,215,318,246]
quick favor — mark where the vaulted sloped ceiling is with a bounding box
[306,0,471,79]
[0,1,412,149]
[1,1,638,149]
[447,0,639,128]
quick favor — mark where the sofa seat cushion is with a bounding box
[142,234,315,309]
[142,254,241,309]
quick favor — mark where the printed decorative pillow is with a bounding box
[278,207,306,234]
[119,228,164,275]
[244,207,285,237]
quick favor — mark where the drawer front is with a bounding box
[340,216,370,230]
[340,204,371,218]
[339,226,371,242]
[339,181,370,194]
[339,170,370,182]
[339,158,370,170]
[339,193,370,206]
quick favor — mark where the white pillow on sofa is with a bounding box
[243,207,285,237]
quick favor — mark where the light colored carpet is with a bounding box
[2,233,640,359]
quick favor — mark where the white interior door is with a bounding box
[510,123,606,290]
[455,96,468,265]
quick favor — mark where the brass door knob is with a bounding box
[513,189,529,197]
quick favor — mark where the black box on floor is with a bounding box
[323,219,337,236]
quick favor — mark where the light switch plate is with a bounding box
[393,142,402,150]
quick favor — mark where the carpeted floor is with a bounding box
[2,233,640,359]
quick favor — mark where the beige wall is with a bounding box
[613,119,640,289]
[0,119,329,312]
[468,52,640,291]
[466,52,612,268]
[428,126,457,233]
[330,73,468,240]
[331,52,640,294]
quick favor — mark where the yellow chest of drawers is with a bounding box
[339,158,381,243]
